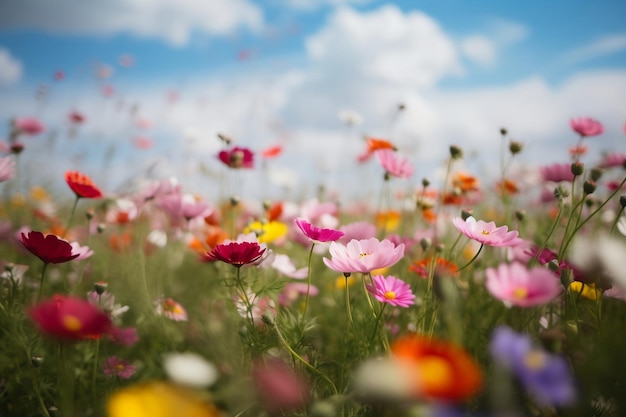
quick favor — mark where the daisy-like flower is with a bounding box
[244,220,288,243]
[294,218,344,243]
[103,356,136,379]
[570,117,604,137]
[0,156,15,182]
[218,146,254,169]
[540,163,575,183]
[490,326,576,407]
[69,241,94,261]
[452,216,522,247]
[202,241,266,268]
[367,275,415,307]
[391,334,483,403]
[155,298,188,321]
[29,295,111,340]
[163,352,219,388]
[65,170,103,199]
[376,149,413,178]
[485,262,562,307]
[323,238,405,274]
[20,231,79,264]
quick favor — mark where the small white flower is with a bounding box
[163,352,218,388]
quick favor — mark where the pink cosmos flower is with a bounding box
[269,254,308,279]
[294,218,344,243]
[103,356,136,379]
[278,282,319,307]
[69,242,94,261]
[158,193,211,221]
[453,217,522,247]
[486,262,562,307]
[338,221,377,245]
[366,275,415,307]
[375,149,413,178]
[600,152,626,168]
[108,326,139,346]
[14,117,45,135]
[0,156,15,182]
[323,238,405,274]
[570,117,603,137]
[540,163,575,183]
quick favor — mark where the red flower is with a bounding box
[391,334,483,403]
[65,170,103,198]
[20,231,79,264]
[218,147,254,169]
[29,295,112,340]
[261,145,283,159]
[203,241,266,267]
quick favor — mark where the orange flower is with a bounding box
[366,137,396,153]
[451,172,479,193]
[391,334,483,403]
[65,170,103,199]
[375,210,401,231]
[496,179,519,195]
[109,232,133,253]
[261,145,283,159]
[266,201,283,222]
[409,258,458,278]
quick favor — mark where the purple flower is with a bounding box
[103,356,136,379]
[490,326,576,407]
[294,218,344,243]
[452,217,522,247]
[366,275,415,307]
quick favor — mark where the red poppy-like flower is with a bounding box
[20,231,80,264]
[29,295,112,340]
[391,334,483,403]
[261,145,283,159]
[203,241,266,267]
[65,170,103,198]
[218,146,254,169]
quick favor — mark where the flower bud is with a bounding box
[509,141,523,155]
[583,180,596,195]
[547,259,561,273]
[262,200,272,211]
[48,406,58,417]
[343,272,351,278]
[230,195,240,207]
[85,208,95,220]
[217,133,232,145]
[589,167,603,182]
[515,210,526,222]
[554,185,569,199]
[31,356,44,368]
[571,162,584,177]
[419,237,431,251]
[461,209,473,221]
[96,223,106,234]
[620,195,626,208]
[500,127,508,136]
[94,281,108,295]
[421,178,430,188]
[10,142,25,154]
[449,145,463,159]
[435,243,445,253]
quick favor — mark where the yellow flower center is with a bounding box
[481,229,490,235]
[513,287,528,299]
[62,315,82,332]
[524,350,546,370]
[417,355,454,393]
[359,252,369,258]
[384,291,397,300]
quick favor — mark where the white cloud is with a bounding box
[460,35,496,67]
[0,0,263,46]
[0,48,22,85]
[487,18,529,46]
[283,0,373,11]
[558,33,626,66]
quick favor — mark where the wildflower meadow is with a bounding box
[2,107,626,417]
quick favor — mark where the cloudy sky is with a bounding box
[1,0,625,202]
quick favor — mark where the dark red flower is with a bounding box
[29,295,112,340]
[65,170,103,198]
[20,231,79,264]
[203,241,265,267]
[218,147,254,169]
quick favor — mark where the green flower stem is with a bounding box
[363,273,376,318]
[456,244,483,272]
[529,199,565,267]
[63,195,80,238]
[344,275,354,326]
[301,243,316,324]
[37,262,49,302]
[91,338,100,403]
[235,266,255,329]
[368,303,387,349]
[272,314,338,396]
[58,342,74,417]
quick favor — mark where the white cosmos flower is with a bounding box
[163,352,218,388]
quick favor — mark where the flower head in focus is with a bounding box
[323,238,405,274]
[367,275,415,307]
[452,216,522,247]
[20,231,79,264]
[294,218,344,243]
[65,170,103,199]
[203,241,266,268]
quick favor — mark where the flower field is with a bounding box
[1,115,626,417]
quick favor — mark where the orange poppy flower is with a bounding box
[451,172,479,193]
[366,137,396,153]
[391,334,483,403]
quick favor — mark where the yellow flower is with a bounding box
[244,220,287,243]
[334,275,356,290]
[569,281,602,301]
[107,381,221,417]
[30,185,50,201]
[375,210,400,232]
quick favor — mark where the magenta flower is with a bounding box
[485,262,562,307]
[14,117,45,135]
[294,218,344,243]
[366,275,415,307]
[570,117,603,137]
[0,157,15,182]
[218,146,254,169]
[540,163,575,183]
[376,149,413,178]
[20,231,80,264]
[203,241,266,267]
[338,221,377,245]
[323,238,405,274]
[103,356,136,379]
[108,326,139,347]
[600,152,626,168]
[452,216,522,247]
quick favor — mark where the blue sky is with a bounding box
[1,0,625,200]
